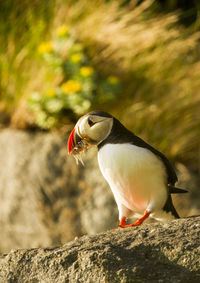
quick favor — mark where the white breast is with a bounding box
[98,143,168,217]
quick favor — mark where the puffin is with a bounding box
[67,110,187,228]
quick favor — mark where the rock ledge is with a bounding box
[0,216,200,282]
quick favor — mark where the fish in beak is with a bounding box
[67,128,89,163]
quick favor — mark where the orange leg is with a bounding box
[112,216,126,231]
[119,216,126,227]
[118,210,150,228]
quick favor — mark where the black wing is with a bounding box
[129,134,178,185]
[99,118,178,185]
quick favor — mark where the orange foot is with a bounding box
[117,210,150,229]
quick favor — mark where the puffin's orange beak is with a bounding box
[68,128,76,155]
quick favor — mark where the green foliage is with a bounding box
[0,0,55,109]
[1,0,200,167]
[28,26,121,129]
[67,0,200,166]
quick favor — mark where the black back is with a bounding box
[97,116,178,186]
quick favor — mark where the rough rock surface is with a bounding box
[0,216,199,283]
[0,129,199,254]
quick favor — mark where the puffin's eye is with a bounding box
[88,117,95,127]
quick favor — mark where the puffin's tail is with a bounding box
[163,194,180,219]
[168,184,188,194]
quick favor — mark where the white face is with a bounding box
[75,114,113,145]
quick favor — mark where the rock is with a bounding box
[0,129,199,254]
[0,129,117,254]
[0,216,199,283]
[174,163,200,217]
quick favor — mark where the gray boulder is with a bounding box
[0,216,199,283]
[0,129,117,254]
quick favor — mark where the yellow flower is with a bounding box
[61,80,82,94]
[70,53,82,63]
[56,25,69,37]
[38,42,53,54]
[107,76,119,85]
[45,89,56,97]
[80,66,94,77]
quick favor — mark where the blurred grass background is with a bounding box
[0,0,200,169]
